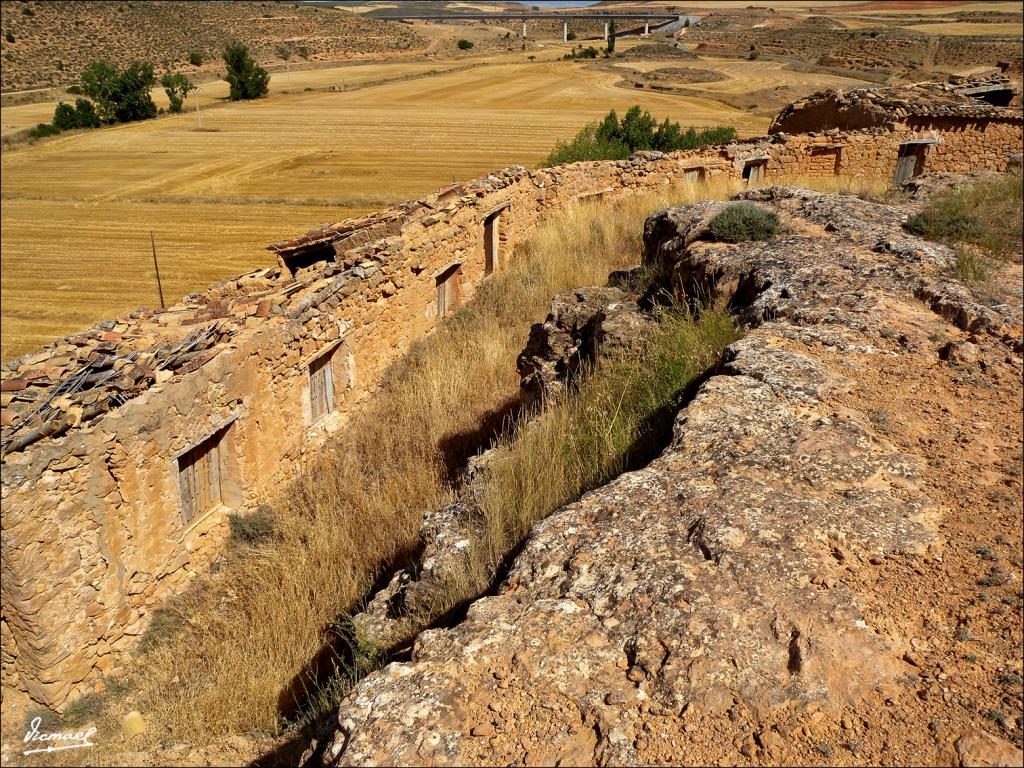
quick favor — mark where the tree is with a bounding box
[566,31,576,41]
[81,60,157,123]
[606,19,616,54]
[5,31,14,43]
[188,51,203,66]
[51,98,100,130]
[544,106,737,166]
[160,72,197,113]
[457,39,474,50]
[222,41,269,100]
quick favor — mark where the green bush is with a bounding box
[22,5,34,16]
[51,98,100,130]
[188,50,203,66]
[905,194,982,242]
[81,59,157,123]
[545,106,737,166]
[66,84,83,94]
[566,31,577,41]
[5,30,14,43]
[29,122,61,139]
[223,41,269,100]
[228,509,275,544]
[457,39,474,50]
[160,72,196,113]
[707,203,781,243]
[563,46,598,60]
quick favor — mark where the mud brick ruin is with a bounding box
[1,78,1021,708]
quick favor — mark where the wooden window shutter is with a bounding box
[310,353,331,423]
[177,432,224,525]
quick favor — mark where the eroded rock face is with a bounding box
[308,187,1023,767]
[517,286,656,407]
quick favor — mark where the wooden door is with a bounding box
[310,355,329,423]
[894,146,917,185]
[178,435,221,524]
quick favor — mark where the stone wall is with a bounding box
[2,114,1022,709]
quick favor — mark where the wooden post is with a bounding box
[150,231,165,309]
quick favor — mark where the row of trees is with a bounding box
[544,106,737,166]
[30,42,269,140]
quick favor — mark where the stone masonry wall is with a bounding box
[1,115,1021,709]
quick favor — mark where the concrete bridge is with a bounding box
[376,11,697,42]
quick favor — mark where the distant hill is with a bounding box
[0,0,425,92]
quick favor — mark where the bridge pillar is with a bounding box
[522,19,527,38]
[563,20,568,42]
[603,21,609,40]
[644,19,650,35]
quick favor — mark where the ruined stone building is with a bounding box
[1,79,1021,709]
[770,75,1023,183]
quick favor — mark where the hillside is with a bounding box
[0,0,425,92]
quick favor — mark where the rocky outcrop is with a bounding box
[306,185,1023,767]
[517,286,655,407]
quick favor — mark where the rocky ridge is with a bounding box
[306,184,1023,767]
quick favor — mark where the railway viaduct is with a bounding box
[376,10,698,42]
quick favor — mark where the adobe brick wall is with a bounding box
[1,115,1021,709]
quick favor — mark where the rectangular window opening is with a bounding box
[305,340,354,428]
[742,160,766,184]
[894,143,928,185]
[484,210,501,276]
[684,167,705,184]
[177,429,226,526]
[436,263,462,320]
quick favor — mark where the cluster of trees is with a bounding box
[29,43,269,140]
[545,106,737,166]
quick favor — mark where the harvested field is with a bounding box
[901,21,1024,36]
[1,57,775,361]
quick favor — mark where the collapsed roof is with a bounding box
[770,76,1022,134]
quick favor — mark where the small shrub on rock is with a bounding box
[707,203,781,243]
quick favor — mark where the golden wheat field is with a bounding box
[3,52,863,361]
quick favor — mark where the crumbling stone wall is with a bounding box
[1,112,1021,708]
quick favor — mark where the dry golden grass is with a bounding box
[0,55,800,361]
[899,21,1024,35]
[94,182,735,747]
